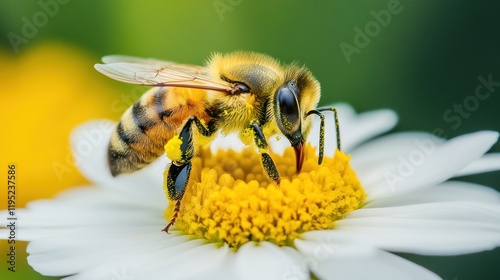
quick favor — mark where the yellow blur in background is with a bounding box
[0,42,121,207]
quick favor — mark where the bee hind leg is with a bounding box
[250,122,281,185]
[162,200,181,233]
[163,116,216,234]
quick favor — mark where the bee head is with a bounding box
[274,67,320,172]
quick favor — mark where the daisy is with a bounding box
[3,103,500,280]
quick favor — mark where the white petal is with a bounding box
[139,243,232,280]
[351,132,444,189]
[295,240,439,280]
[19,186,165,229]
[351,132,444,170]
[304,201,500,256]
[340,109,398,152]
[70,120,166,204]
[29,230,229,279]
[454,153,500,177]
[364,131,499,198]
[233,242,309,280]
[365,181,500,208]
[0,185,167,244]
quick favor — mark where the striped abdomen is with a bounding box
[108,87,211,176]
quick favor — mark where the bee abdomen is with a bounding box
[108,87,209,177]
[132,100,156,133]
[108,96,167,176]
[108,141,149,176]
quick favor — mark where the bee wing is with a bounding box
[95,56,233,93]
[100,55,207,74]
[101,55,173,65]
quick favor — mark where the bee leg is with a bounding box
[163,116,217,234]
[306,107,341,166]
[306,109,326,165]
[162,200,181,234]
[162,159,192,234]
[250,122,281,185]
[315,107,341,151]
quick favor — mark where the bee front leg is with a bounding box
[306,107,341,166]
[162,116,216,234]
[250,122,281,185]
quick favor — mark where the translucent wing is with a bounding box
[100,55,207,74]
[95,55,234,93]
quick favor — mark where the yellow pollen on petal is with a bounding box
[164,144,365,248]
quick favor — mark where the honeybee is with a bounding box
[95,51,341,233]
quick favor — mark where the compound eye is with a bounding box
[275,82,301,137]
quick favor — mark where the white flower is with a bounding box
[2,103,500,280]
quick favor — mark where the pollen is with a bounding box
[164,144,365,248]
[164,135,183,162]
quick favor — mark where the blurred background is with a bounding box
[0,0,499,279]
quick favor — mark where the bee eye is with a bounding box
[275,81,301,142]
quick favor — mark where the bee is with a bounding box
[95,51,341,233]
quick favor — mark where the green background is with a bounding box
[1,0,499,279]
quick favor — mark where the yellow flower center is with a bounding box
[163,145,365,248]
